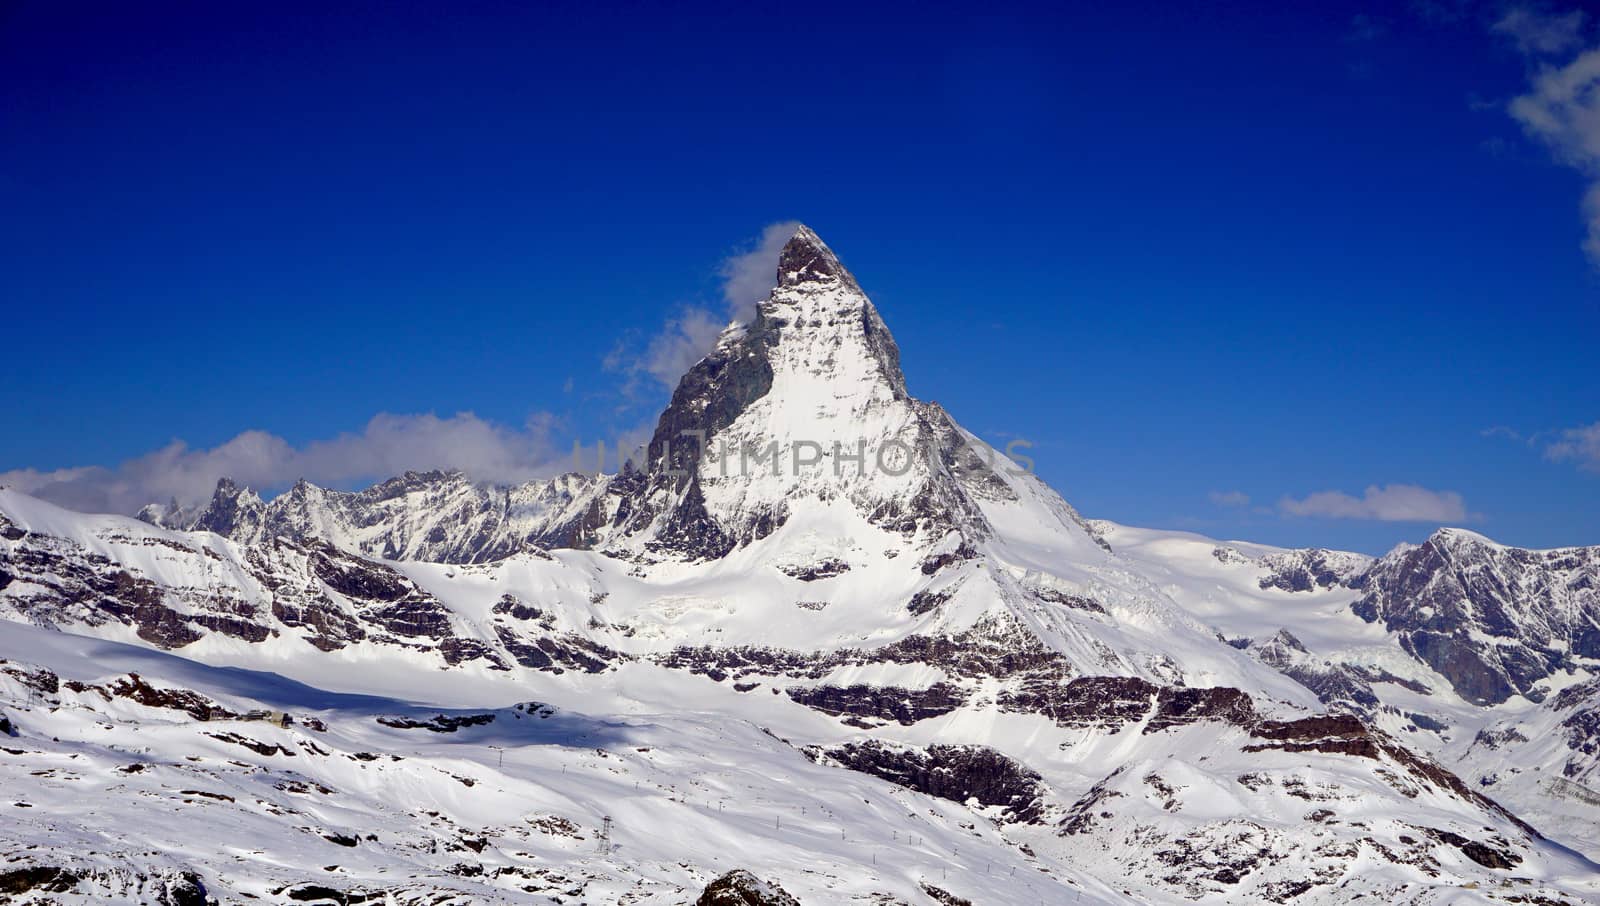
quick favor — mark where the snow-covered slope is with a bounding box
[3,225,1598,904]
[1096,518,1600,863]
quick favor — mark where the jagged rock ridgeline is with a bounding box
[143,471,609,564]
[1351,528,1600,705]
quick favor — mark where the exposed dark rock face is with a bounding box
[1031,587,1108,614]
[95,572,205,648]
[999,675,1160,729]
[1,661,60,697]
[1145,686,1257,734]
[438,638,509,669]
[0,517,597,676]
[998,675,1255,735]
[614,303,779,561]
[0,865,81,895]
[694,870,801,906]
[785,682,967,725]
[1257,548,1370,592]
[1247,714,1533,832]
[104,674,237,721]
[656,645,820,682]
[905,587,953,616]
[0,513,27,541]
[1470,725,1530,753]
[1561,701,1600,775]
[660,616,1074,687]
[1553,678,1600,711]
[1252,630,1381,710]
[492,593,555,626]
[1059,768,1129,836]
[919,882,973,906]
[310,545,416,602]
[1,530,282,650]
[818,740,1046,824]
[269,594,366,651]
[777,559,850,581]
[256,541,460,647]
[1352,529,1600,705]
[918,542,978,576]
[494,625,621,674]
[364,597,453,640]
[1552,680,1600,776]
[158,870,213,906]
[377,713,496,732]
[1422,828,1521,870]
[205,731,294,758]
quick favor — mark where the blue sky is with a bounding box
[2,0,1598,554]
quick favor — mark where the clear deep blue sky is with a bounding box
[2,0,1597,554]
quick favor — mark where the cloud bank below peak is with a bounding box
[0,412,567,516]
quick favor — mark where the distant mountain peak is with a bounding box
[777,223,858,291]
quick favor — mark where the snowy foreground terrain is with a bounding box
[3,227,1600,904]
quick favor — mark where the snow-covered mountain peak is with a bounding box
[759,223,905,399]
[609,226,1020,562]
[1424,526,1502,551]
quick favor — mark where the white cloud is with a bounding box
[1496,11,1600,263]
[609,221,801,393]
[1278,484,1472,522]
[718,221,801,324]
[1494,7,1587,55]
[1545,420,1600,471]
[634,306,728,391]
[0,412,567,515]
[1208,490,1251,507]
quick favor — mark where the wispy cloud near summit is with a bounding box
[609,221,799,393]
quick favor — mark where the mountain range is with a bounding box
[2,226,1598,904]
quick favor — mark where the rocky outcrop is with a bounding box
[1257,548,1370,592]
[376,712,496,733]
[493,626,621,674]
[658,616,1076,693]
[817,740,1047,824]
[1249,629,1381,710]
[998,675,1256,734]
[694,870,801,906]
[785,682,967,726]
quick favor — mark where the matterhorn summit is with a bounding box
[610,223,1068,566]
